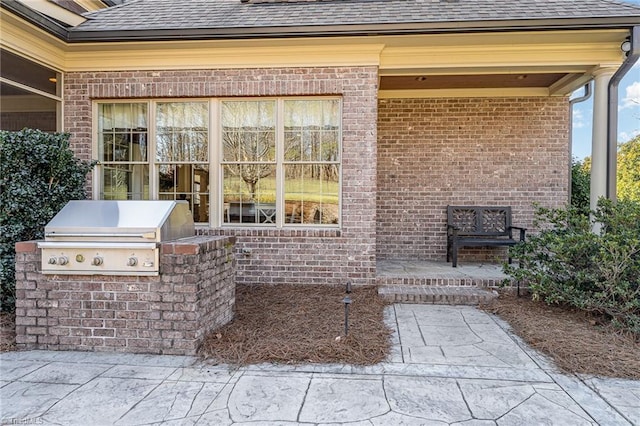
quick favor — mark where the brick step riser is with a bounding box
[376,277,512,288]
[379,292,497,305]
[378,285,499,305]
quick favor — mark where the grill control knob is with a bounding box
[92,256,103,266]
[127,257,138,267]
[57,256,69,265]
[48,257,57,265]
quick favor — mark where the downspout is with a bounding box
[607,26,640,201]
[568,82,592,203]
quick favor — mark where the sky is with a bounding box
[571,0,640,160]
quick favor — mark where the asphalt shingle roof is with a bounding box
[72,0,640,38]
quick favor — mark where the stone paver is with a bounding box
[580,376,640,425]
[1,304,638,425]
[299,377,388,423]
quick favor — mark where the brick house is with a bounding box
[2,0,639,289]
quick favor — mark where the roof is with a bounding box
[5,0,640,41]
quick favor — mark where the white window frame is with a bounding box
[93,97,342,229]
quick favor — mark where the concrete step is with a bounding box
[378,285,498,305]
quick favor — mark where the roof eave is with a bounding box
[1,0,70,40]
[66,17,640,43]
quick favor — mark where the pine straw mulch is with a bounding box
[2,285,638,380]
[481,292,640,380]
[198,284,393,365]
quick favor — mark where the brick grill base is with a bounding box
[14,236,236,356]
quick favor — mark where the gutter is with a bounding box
[568,82,592,203]
[65,17,640,43]
[607,26,640,201]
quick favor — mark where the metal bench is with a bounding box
[446,206,526,267]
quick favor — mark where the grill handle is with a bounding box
[45,232,156,239]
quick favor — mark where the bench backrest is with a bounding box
[447,206,512,236]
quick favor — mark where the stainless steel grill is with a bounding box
[38,200,194,275]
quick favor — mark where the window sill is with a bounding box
[196,227,341,238]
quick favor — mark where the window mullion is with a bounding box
[276,99,285,228]
[210,99,219,227]
[92,102,100,200]
[148,101,157,200]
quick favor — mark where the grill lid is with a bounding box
[44,200,195,243]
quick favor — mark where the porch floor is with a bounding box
[376,260,512,305]
[377,259,509,285]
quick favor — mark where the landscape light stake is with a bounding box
[343,281,352,336]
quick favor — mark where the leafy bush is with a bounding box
[504,199,640,335]
[0,129,95,311]
[571,159,590,215]
[617,135,640,202]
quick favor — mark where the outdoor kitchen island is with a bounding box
[14,201,236,355]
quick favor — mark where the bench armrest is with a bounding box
[509,226,527,241]
[447,224,459,237]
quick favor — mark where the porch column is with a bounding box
[590,67,616,226]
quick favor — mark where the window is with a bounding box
[283,100,340,225]
[98,103,149,200]
[0,49,62,132]
[222,100,276,224]
[156,102,210,223]
[95,98,341,227]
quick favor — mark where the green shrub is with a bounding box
[571,159,590,215]
[617,135,640,202]
[505,199,640,335]
[0,129,95,312]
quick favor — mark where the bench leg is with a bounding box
[452,241,458,268]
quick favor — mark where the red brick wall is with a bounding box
[377,97,570,262]
[15,236,235,355]
[64,67,378,286]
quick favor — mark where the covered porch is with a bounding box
[375,30,628,216]
[374,29,630,282]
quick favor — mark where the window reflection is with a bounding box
[283,100,340,225]
[284,99,340,161]
[101,164,149,200]
[284,164,339,225]
[156,102,210,223]
[98,103,149,200]
[222,100,277,225]
[223,165,276,224]
[156,102,208,162]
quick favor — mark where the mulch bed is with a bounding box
[482,292,640,380]
[2,285,638,380]
[198,284,393,365]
